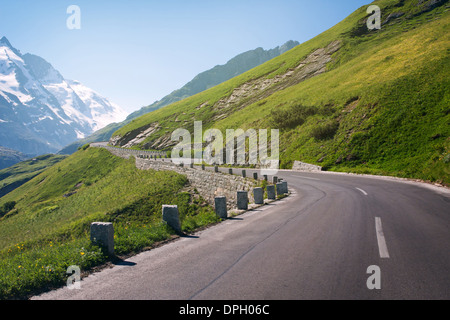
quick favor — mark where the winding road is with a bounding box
[33,169,450,300]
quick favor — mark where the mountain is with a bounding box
[0,0,449,299]
[58,40,299,154]
[0,146,31,170]
[0,37,127,157]
[0,153,66,198]
[126,40,300,120]
[110,0,449,185]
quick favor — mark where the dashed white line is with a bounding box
[375,217,390,258]
[355,187,368,196]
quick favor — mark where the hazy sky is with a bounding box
[0,0,369,113]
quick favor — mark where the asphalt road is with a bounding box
[33,169,450,300]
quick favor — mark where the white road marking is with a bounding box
[355,187,368,196]
[375,217,390,258]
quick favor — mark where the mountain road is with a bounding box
[32,169,450,300]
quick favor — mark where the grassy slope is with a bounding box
[0,147,218,299]
[0,154,67,198]
[57,121,126,155]
[0,147,31,170]
[112,0,450,185]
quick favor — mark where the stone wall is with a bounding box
[94,144,256,209]
[292,161,322,172]
[93,144,167,158]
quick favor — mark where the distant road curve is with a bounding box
[33,168,450,300]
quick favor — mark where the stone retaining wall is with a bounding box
[92,143,167,158]
[292,160,322,172]
[94,144,256,209]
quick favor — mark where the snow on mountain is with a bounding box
[67,79,128,132]
[0,36,128,155]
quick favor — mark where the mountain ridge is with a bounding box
[0,0,448,300]
[126,40,300,120]
[110,0,449,185]
[58,40,299,154]
[0,37,127,158]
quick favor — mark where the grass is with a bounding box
[1,0,448,300]
[0,147,219,299]
[0,154,67,198]
[111,0,450,185]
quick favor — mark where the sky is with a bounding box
[0,0,370,113]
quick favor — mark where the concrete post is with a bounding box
[276,183,284,197]
[253,187,264,205]
[237,191,248,210]
[267,185,276,200]
[214,196,228,219]
[282,181,288,194]
[90,222,114,256]
[162,205,182,234]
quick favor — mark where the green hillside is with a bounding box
[0,147,217,299]
[58,41,299,155]
[0,147,32,170]
[0,154,67,198]
[0,0,448,300]
[111,0,450,185]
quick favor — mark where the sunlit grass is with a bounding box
[0,147,219,299]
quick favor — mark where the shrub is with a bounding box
[0,201,16,218]
[310,120,340,140]
[78,143,90,151]
[270,104,318,129]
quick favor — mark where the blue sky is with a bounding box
[0,0,370,113]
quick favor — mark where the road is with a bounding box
[33,169,450,300]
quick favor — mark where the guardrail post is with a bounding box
[215,196,228,219]
[267,185,276,200]
[90,222,115,256]
[276,183,284,197]
[162,205,182,234]
[237,191,248,210]
[253,187,264,205]
[282,181,288,194]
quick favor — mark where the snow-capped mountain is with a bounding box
[0,36,127,155]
